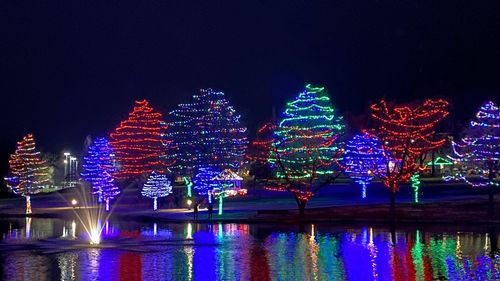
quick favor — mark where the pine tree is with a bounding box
[449,101,500,216]
[110,100,167,180]
[4,134,50,214]
[343,133,386,198]
[165,89,248,176]
[141,171,173,210]
[81,137,115,202]
[98,170,120,211]
[270,84,346,215]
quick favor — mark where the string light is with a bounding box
[370,99,449,191]
[81,137,115,202]
[4,134,51,214]
[109,100,168,180]
[448,101,499,187]
[165,89,248,176]
[247,121,277,180]
[343,133,386,198]
[141,171,173,210]
[269,84,345,210]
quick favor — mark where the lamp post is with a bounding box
[63,152,70,188]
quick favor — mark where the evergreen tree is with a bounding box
[449,101,500,216]
[110,100,167,180]
[141,171,173,210]
[270,84,346,215]
[4,134,50,214]
[81,137,115,202]
[343,133,386,198]
[165,89,248,176]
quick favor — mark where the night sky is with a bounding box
[1,1,500,170]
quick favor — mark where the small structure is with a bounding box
[211,169,247,215]
[426,157,454,174]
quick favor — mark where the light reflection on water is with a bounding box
[0,218,499,281]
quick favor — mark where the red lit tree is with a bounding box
[247,121,277,184]
[370,99,449,217]
[110,100,168,180]
[4,134,51,214]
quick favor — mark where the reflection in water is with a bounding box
[1,218,499,280]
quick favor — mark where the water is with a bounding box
[1,218,499,280]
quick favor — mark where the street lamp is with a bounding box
[63,152,71,188]
[71,199,78,208]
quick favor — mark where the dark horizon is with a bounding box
[1,1,499,161]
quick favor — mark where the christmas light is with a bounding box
[410,173,421,203]
[370,99,449,214]
[192,166,220,197]
[448,101,499,216]
[81,137,115,202]
[4,134,51,214]
[109,100,168,180]
[269,84,346,215]
[165,89,248,176]
[141,171,173,210]
[247,121,277,182]
[343,133,386,198]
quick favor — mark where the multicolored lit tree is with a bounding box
[448,101,499,216]
[81,137,115,202]
[165,89,248,176]
[141,171,173,210]
[247,121,277,184]
[343,133,386,199]
[370,99,449,217]
[4,134,51,214]
[109,100,168,180]
[269,84,346,215]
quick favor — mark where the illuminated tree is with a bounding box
[81,137,115,202]
[370,99,449,217]
[4,134,50,214]
[98,170,120,211]
[165,89,248,176]
[247,121,277,184]
[269,84,346,215]
[192,166,219,202]
[110,100,167,180]
[448,101,499,216]
[343,133,386,198]
[141,171,173,210]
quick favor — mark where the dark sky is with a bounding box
[1,1,499,161]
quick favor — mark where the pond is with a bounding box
[0,218,499,280]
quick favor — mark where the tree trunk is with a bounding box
[153,197,158,211]
[296,198,307,217]
[25,195,32,215]
[389,184,396,220]
[489,184,494,218]
[105,199,110,212]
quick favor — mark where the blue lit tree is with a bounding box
[98,170,120,211]
[343,133,386,199]
[269,84,346,215]
[449,101,500,216]
[81,137,115,203]
[192,166,220,203]
[141,171,173,210]
[165,89,248,177]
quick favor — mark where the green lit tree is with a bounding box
[269,84,346,216]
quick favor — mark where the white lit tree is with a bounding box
[141,171,173,210]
